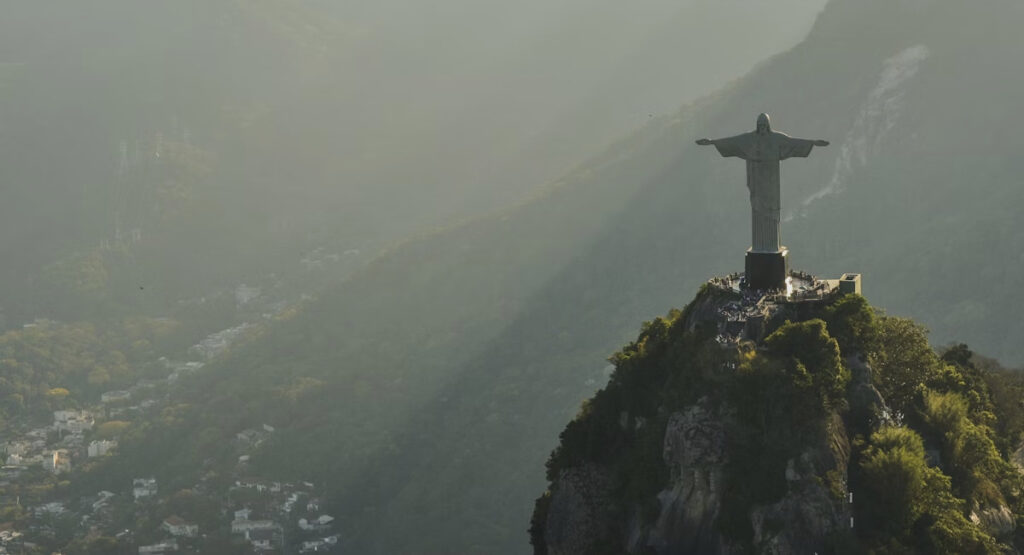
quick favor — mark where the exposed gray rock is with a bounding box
[970,503,1016,539]
[750,455,847,553]
[682,292,734,333]
[845,355,893,431]
[750,485,843,554]
[746,411,850,553]
[642,397,730,554]
[537,291,1019,554]
[1012,442,1024,473]
[628,398,850,555]
[663,398,727,472]
[545,464,616,555]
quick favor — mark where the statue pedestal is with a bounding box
[745,248,789,291]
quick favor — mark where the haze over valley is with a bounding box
[0,1,1023,554]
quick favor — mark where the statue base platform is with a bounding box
[745,248,789,291]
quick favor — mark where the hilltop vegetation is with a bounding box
[6,0,1024,552]
[46,1,1024,552]
[533,291,1024,553]
[0,318,182,424]
[0,2,826,551]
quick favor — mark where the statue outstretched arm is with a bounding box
[778,136,830,159]
[695,134,751,158]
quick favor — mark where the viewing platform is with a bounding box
[702,271,862,346]
[707,271,861,303]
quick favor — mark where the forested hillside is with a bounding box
[63,1,1024,553]
[0,0,350,321]
[0,2,838,552]
[533,289,1024,553]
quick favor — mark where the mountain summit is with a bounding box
[63,0,1024,552]
[531,282,1024,553]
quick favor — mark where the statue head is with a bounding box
[756,113,772,135]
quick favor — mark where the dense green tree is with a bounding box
[762,319,848,408]
[95,421,132,440]
[922,391,1007,505]
[858,426,1002,553]
[64,536,133,555]
[0,319,178,426]
[822,294,878,355]
[859,427,932,534]
[978,359,1024,453]
[164,488,220,527]
[868,318,942,415]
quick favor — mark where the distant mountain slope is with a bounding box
[0,0,823,324]
[0,0,349,318]
[80,0,1024,553]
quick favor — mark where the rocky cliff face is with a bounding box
[533,284,1024,554]
[543,465,616,555]
[641,398,728,553]
[544,399,853,554]
[539,285,857,554]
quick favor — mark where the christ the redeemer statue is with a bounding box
[696,113,828,290]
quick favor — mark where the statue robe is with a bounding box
[709,131,820,253]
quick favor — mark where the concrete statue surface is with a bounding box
[697,113,829,289]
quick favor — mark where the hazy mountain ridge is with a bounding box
[267,1,1024,550]
[41,0,1024,553]
[0,0,824,327]
[0,0,352,320]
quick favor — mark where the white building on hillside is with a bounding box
[101,390,131,403]
[53,410,93,433]
[231,519,276,534]
[162,515,198,537]
[88,440,117,457]
[138,539,178,554]
[298,514,334,531]
[48,450,71,474]
[133,477,157,500]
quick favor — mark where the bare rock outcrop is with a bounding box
[640,397,730,554]
[544,464,616,555]
[627,398,849,555]
[970,503,1016,539]
[749,483,845,554]
[748,426,850,554]
[1012,442,1024,473]
[845,355,893,431]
